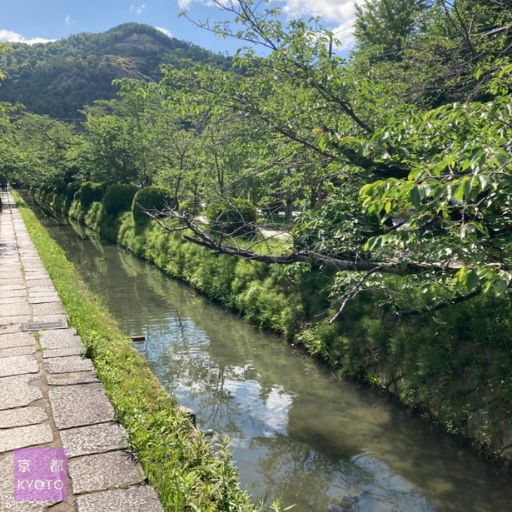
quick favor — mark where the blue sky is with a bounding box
[0,1,359,55]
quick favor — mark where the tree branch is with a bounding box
[146,208,463,277]
[400,287,482,317]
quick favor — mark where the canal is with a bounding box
[46,220,512,512]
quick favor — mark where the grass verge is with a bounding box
[14,192,257,512]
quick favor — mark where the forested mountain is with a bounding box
[0,23,231,118]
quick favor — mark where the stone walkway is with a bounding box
[0,192,164,512]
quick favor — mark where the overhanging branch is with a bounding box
[146,208,462,277]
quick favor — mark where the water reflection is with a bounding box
[47,221,512,512]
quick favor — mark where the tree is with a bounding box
[151,0,512,317]
[355,0,430,59]
[1,110,77,186]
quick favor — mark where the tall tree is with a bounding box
[354,0,430,59]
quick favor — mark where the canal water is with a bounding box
[46,220,512,512]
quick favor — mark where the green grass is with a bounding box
[14,192,258,512]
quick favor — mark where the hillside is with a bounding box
[0,23,231,118]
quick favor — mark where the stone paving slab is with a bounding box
[0,423,53,453]
[0,302,31,317]
[23,319,67,332]
[76,486,164,512]
[69,451,145,494]
[40,329,81,349]
[0,344,36,358]
[28,291,59,299]
[0,354,39,377]
[0,273,23,279]
[33,314,68,325]
[29,295,61,304]
[0,314,31,325]
[43,346,84,359]
[0,406,48,428]
[0,284,26,292]
[32,302,66,316]
[26,279,55,288]
[47,371,99,386]
[0,324,23,336]
[0,453,60,511]
[0,278,24,286]
[0,374,43,410]
[29,290,59,297]
[0,288,26,298]
[0,296,29,304]
[25,274,50,280]
[49,383,115,429]
[60,423,129,458]
[0,332,36,349]
[0,277,24,284]
[44,356,94,374]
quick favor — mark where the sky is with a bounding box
[0,0,361,55]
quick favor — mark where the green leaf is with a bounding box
[466,270,480,291]
[410,186,421,208]
[453,182,466,202]
[495,149,510,167]
[494,279,508,296]
[477,174,491,191]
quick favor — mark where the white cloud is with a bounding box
[176,0,361,48]
[130,3,147,15]
[282,0,363,49]
[155,26,173,37]
[0,28,55,45]
[65,15,76,25]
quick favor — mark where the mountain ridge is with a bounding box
[0,23,231,118]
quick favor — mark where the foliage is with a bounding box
[0,23,231,117]
[132,186,175,226]
[76,181,106,208]
[355,0,429,59]
[207,199,257,237]
[103,183,138,217]
[66,181,80,200]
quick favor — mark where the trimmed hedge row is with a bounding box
[76,182,106,208]
[103,184,138,217]
[207,199,257,238]
[132,186,175,227]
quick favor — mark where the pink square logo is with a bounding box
[14,448,68,502]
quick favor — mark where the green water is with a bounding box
[47,221,512,512]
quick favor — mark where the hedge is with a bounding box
[103,184,139,217]
[132,186,175,227]
[207,199,257,238]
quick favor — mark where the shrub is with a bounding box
[54,182,68,195]
[76,182,106,209]
[206,199,257,238]
[103,184,138,217]
[66,182,81,201]
[178,198,200,215]
[132,186,175,226]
